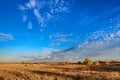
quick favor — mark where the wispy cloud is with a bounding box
[0,33,13,42]
[51,32,73,38]
[18,4,28,11]
[28,22,32,29]
[50,43,61,46]
[22,15,27,22]
[47,23,120,61]
[19,0,71,29]
[49,32,75,46]
[19,47,55,62]
[18,26,120,61]
[33,8,44,26]
[79,6,120,26]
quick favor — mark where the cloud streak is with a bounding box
[79,6,120,26]
[0,33,13,42]
[49,32,75,46]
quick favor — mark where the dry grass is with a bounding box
[0,62,120,80]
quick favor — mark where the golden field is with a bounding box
[0,62,120,80]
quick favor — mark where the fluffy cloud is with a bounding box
[0,33,13,42]
[19,0,71,29]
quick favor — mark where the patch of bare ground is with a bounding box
[0,63,120,80]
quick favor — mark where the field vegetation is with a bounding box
[0,59,120,80]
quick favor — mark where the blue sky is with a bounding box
[0,0,120,62]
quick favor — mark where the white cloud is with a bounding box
[51,32,73,38]
[86,27,120,43]
[40,29,43,32]
[33,9,44,26]
[19,0,71,28]
[19,26,120,61]
[29,0,36,8]
[19,47,57,62]
[46,12,53,20]
[116,30,120,36]
[0,33,13,42]
[18,4,28,10]
[22,15,27,22]
[75,25,120,58]
[50,43,61,46]
[25,3,32,9]
[28,22,32,29]
[25,0,36,9]
[33,9,41,19]
[79,7,120,26]
[56,38,68,43]
[50,32,74,46]
[47,24,120,61]
[55,0,59,4]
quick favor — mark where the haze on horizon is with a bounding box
[0,0,120,62]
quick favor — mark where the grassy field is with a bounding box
[0,62,120,80]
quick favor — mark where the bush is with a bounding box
[93,61,100,66]
[78,61,82,64]
[83,58,93,65]
[21,61,25,64]
[99,61,109,65]
[104,61,109,65]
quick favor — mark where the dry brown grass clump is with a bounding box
[104,61,109,65]
[83,58,93,65]
[93,61,100,66]
[99,61,109,65]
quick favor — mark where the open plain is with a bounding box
[0,62,120,80]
